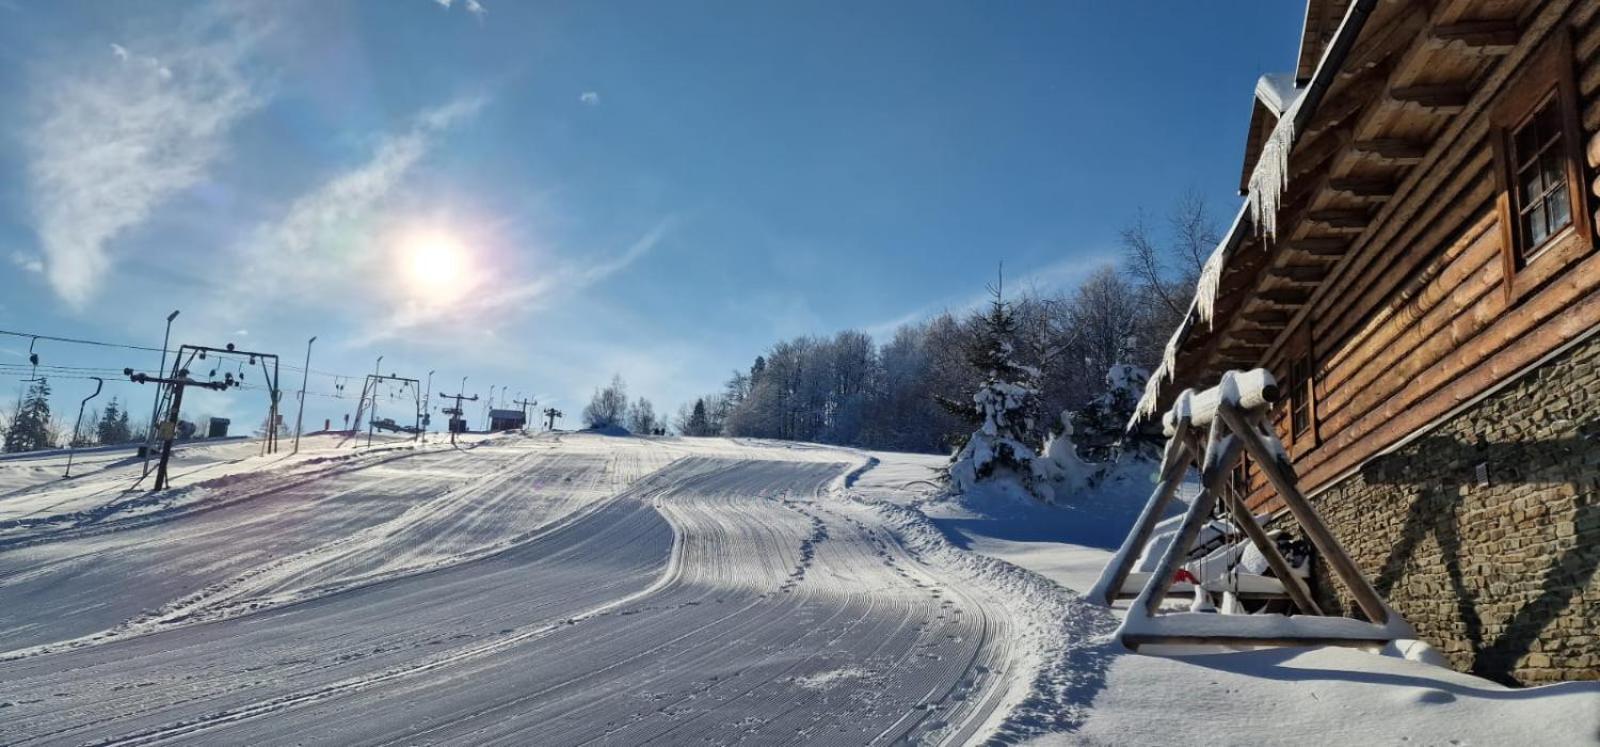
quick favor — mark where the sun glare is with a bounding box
[402,232,470,298]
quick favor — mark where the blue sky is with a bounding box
[0,0,1302,432]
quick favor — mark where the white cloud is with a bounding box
[26,8,266,308]
[10,251,43,274]
[429,0,485,17]
[579,91,600,106]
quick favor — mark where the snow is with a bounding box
[1254,72,1302,116]
[0,434,1593,745]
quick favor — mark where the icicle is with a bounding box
[1246,97,1300,241]
[1195,248,1226,327]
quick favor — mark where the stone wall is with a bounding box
[1287,332,1600,685]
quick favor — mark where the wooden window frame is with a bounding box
[1276,323,1319,456]
[1490,31,1594,303]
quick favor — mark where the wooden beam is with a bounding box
[1218,405,1392,625]
[1260,288,1312,306]
[1431,19,1520,55]
[1228,328,1281,345]
[1389,84,1473,114]
[1269,264,1331,283]
[1306,209,1371,230]
[1352,138,1428,164]
[1241,310,1291,326]
[1278,237,1350,257]
[1327,177,1397,201]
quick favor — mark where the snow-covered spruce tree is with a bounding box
[940,286,1047,501]
[4,377,54,453]
[1035,362,1160,504]
[1068,363,1155,462]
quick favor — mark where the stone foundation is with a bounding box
[1288,332,1600,685]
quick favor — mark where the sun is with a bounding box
[401,232,469,296]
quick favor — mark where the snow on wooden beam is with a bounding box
[1352,138,1428,164]
[1158,369,1278,437]
[1430,19,1520,55]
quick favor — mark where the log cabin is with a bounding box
[1130,0,1600,684]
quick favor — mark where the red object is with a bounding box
[1173,568,1199,585]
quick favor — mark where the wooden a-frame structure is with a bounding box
[1090,369,1411,650]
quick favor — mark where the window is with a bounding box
[1287,355,1313,439]
[1492,32,1592,298]
[1509,96,1573,255]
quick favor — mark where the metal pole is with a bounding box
[292,336,316,454]
[65,377,105,478]
[423,370,435,436]
[367,356,382,448]
[141,310,178,477]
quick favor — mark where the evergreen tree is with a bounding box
[4,378,54,453]
[97,397,133,445]
[944,287,1046,499]
[686,398,711,436]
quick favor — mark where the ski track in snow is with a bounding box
[0,433,1040,745]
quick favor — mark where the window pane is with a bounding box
[1540,148,1567,194]
[1548,182,1571,233]
[1514,114,1541,161]
[1519,163,1544,205]
[1537,101,1563,147]
[1528,201,1550,245]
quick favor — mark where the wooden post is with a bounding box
[1136,417,1241,618]
[1215,463,1324,615]
[1218,404,1390,624]
[1089,435,1194,605]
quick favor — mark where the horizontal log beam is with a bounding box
[1260,288,1312,305]
[1229,327,1281,345]
[1430,19,1520,55]
[1327,177,1397,200]
[1241,310,1292,326]
[1269,264,1331,283]
[1352,138,1429,164]
[1279,237,1351,257]
[1389,84,1473,114]
[1306,209,1372,229]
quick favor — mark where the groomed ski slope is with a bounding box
[0,432,1040,745]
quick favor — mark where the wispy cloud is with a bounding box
[430,0,486,18]
[24,6,267,308]
[9,251,43,274]
[356,215,678,345]
[861,251,1118,338]
[579,91,600,106]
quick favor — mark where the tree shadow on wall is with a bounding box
[1361,423,1600,686]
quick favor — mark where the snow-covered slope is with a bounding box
[0,433,1025,744]
[2,434,1594,745]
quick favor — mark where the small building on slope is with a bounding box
[488,408,527,432]
[1132,0,1600,684]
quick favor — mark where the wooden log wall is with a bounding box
[1243,0,1600,512]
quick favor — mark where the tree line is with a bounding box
[3,378,144,453]
[667,196,1212,453]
